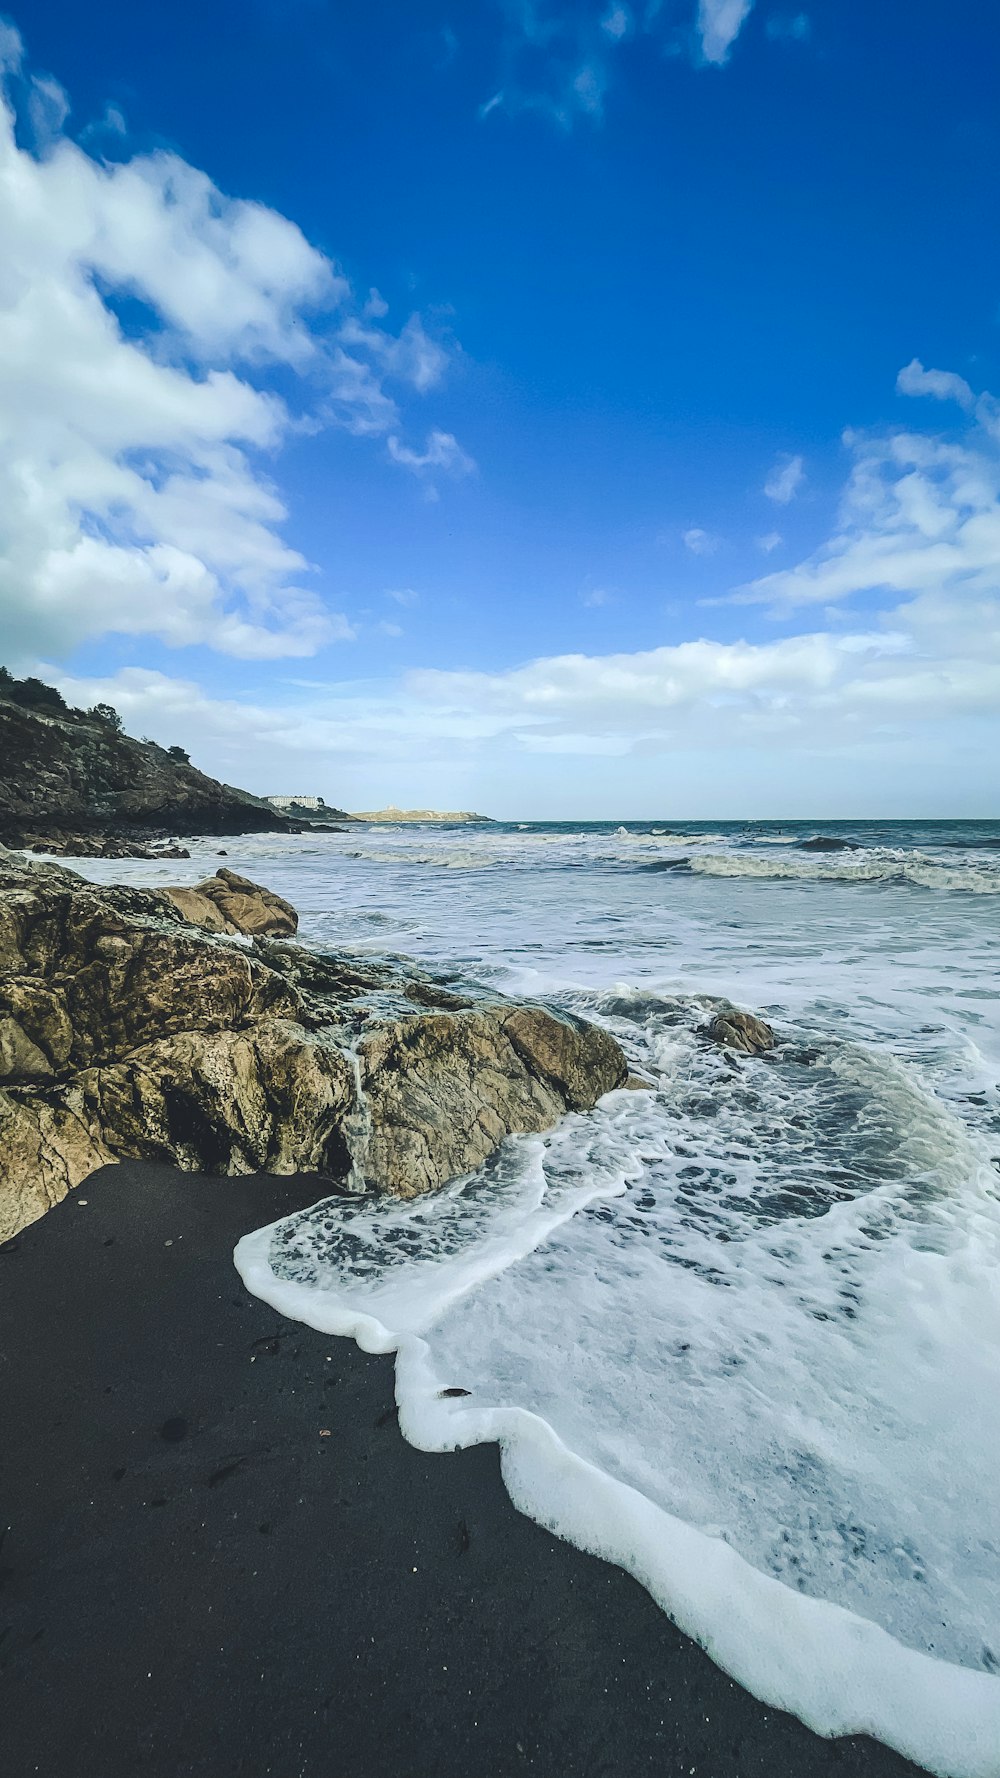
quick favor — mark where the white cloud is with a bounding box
[601,6,632,39]
[378,620,404,638]
[582,586,613,606]
[683,527,720,555]
[696,0,754,64]
[571,63,606,116]
[387,587,420,606]
[738,373,1000,613]
[482,0,756,132]
[400,591,999,759]
[363,287,389,319]
[896,357,976,412]
[80,101,127,144]
[0,25,467,666]
[387,429,476,477]
[338,312,449,394]
[756,530,783,552]
[0,19,22,71]
[42,361,1000,812]
[45,664,512,793]
[26,72,69,147]
[50,560,1000,801]
[763,452,805,503]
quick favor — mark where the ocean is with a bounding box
[74,819,1000,1777]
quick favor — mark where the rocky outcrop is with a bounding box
[162,870,298,938]
[707,1008,775,1055]
[0,681,344,844]
[21,834,191,860]
[357,1003,627,1199]
[0,851,628,1239]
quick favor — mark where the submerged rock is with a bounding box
[800,835,858,852]
[707,1008,776,1055]
[0,852,627,1239]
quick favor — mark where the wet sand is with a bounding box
[0,1163,928,1778]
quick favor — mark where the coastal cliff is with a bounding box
[0,849,628,1238]
[0,674,346,845]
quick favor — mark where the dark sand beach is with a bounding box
[0,1162,928,1778]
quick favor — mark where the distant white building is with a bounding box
[266,794,326,811]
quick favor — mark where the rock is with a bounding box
[800,836,857,852]
[19,832,191,860]
[357,1005,627,1199]
[0,854,628,1240]
[707,1009,775,1055]
[157,887,233,934]
[403,980,475,1011]
[161,870,298,938]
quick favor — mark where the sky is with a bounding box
[1,0,999,818]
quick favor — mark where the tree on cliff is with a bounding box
[89,703,124,732]
[0,668,69,713]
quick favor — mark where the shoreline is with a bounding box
[0,1162,928,1778]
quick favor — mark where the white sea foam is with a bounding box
[237,1007,1000,1778]
[690,847,1000,892]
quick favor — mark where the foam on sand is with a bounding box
[236,1018,1000,1778]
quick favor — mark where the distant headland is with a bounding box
[348,805,492,825]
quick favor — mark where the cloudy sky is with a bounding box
[1,1,998,816]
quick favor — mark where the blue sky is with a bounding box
[1,1,999,815]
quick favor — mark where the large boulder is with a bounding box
[0,853,628,1239]
[162,869,298,937]
[357,1003,626,1199]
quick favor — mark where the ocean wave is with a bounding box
[316,832,1000,891]
[688,848,1000,892]
[622,828,729,845]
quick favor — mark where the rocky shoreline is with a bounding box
[0,848,628,1240]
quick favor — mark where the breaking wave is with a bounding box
[689,849,1000,893]
[329,836,1000,892]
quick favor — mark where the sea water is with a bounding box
[72,821,1000,1775]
